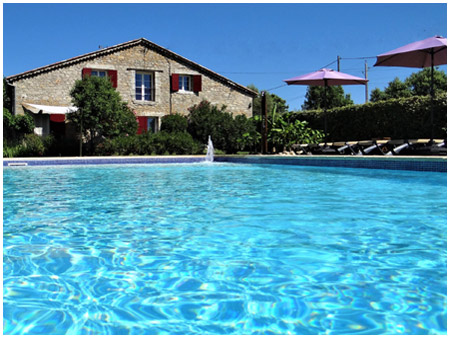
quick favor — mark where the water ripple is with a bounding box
[3,163,447,334]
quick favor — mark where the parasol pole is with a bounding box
[324,80,328,142]
[430,50,435,141]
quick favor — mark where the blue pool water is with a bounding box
[3,163,447,334]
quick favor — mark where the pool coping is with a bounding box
[3,154,447,172]
[215,155,447,172]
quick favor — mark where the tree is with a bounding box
[384,77,412,99]
[370,88,387,102]
[69,76,137,154]
[3,78,12,111]
[187,100,258,153]
[302,85,353,110]
[370,68,447,102]
[405,68,447,96]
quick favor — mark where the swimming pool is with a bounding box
[3,163,447,334]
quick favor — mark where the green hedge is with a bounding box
[95,131,202,156]
[160,114,188,133]
[291,95,447,141]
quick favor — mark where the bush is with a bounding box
[160,114,188,133]
[20,134,45,156]
[187,100,257,153]
[293,94,447,141]
[95,132,201,156]
[3,108,35,141]
[42,135,79,156]
[3,141,23,158]
[4,134,45,157]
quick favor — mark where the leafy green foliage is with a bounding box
[69,76,137,153]
[302,85,354,110]
[253,109,324,152]
[187,100,257,153]
[160,114,188,133]
[293,94,447,141]
[3,133,46,157]
[369,88,387,103]
[384,77,412,99]
[370,68,447,101]
[42,134,79,156]
[247,84,289,117]
[405,68,447,96]
[3,108,35,141]
[3,78,12,111]
[95,131,201,156]
[234,114,259,152]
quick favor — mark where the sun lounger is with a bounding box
[335,141,360,155]
[293,139,446,156]
[359,139,391,155]
[385,139,446,155]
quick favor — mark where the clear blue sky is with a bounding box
[3,2,447,110]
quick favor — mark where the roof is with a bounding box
[6,38,257,97]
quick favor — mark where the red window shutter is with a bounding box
[137,116,148,134]
[108,70,118,88]
[193,75,202,92]
[82,68,92,78]
[50,114,65,123]
[171,74,179,92]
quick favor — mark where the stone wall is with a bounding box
[10,44,254,120]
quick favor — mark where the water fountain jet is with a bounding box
[205,135,214,162]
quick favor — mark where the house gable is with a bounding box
[6,38,257,98]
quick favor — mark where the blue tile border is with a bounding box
[215,155,447,172]
[3,155,447,172]
[3,156,206,167]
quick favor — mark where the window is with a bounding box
[91,70,107,77]
[179,75,192,92]
[82,68,117,88]
[137,116,158,134]
[135,72,154,101]
[171,74,202,93]
[147,117,157,133]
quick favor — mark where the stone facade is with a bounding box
[7,38,256,135]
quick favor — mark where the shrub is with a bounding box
[3,141,23,158]
[42,135,79,156]
[5,134,46,157]
[293,94,447,141]
[272,113,324,151]
[160,114,188,133]
[187,100,257,153]
[234,114,260,152]
[21,134,45,156]
[95,132,201,156]
[3,108,35,141]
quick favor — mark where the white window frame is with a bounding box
[91,70,107,78]
[135,72,154,102]
[147,117,159,133]
[178,75,192,92]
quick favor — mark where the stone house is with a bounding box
[5,38,257,138]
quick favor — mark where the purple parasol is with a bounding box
[374,35,447,68]
[284,68,368,86]
[374,35,447,139]
[284,69,368,139]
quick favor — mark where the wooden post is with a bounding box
[430,51,435,140]
[261,91,268,154]
[365,60,369,103]
[79,116,83,157]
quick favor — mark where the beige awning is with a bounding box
[23,103,78,115]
